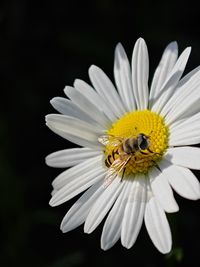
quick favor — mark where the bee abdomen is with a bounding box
[105,155,112,167]
[105,149,119,167]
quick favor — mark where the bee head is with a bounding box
[138,133,150,150]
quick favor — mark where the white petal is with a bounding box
[61,180,104,233]
[114,43,135,111]
[121,175,147,249]
[84,177,123,234]
[49,163,105,206]
[148,167,179,213]
[165,147,200,170]
[52,155,103,190]
[170,135,200,147]
[46,114,102,149]
[50,97,98,125]
[164,69,200,124]
[50,129,100,149]
[132,38,149,110]
[149,41,178,108]
[46,147,101,168]
[89,65,126,118]
[74,79,116,122]
[152,47,191,114]
[160,66,200,118]
[51,188,58,196]
[64,86,109,128]
[169,112,200,146]
[101,179,131,250]
[159,159,200,200]
[175,65,200,89]
[145,186,172,254]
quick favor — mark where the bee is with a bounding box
[98,133,155,187]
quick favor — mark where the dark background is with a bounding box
[0,0,200,266]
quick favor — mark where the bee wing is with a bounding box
[98,134,123,147]
[103,155,131,188]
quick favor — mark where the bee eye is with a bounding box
[138,134,149,150]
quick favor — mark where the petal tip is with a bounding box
[45,114,50,122]
[60,222,68,233]
[122,243,132,249]
[165,205,179,213]
[135,37,147,49]
[63,85,71,95]
[121,239,132,249]
[45,155,50,165]
[166,41,178,54]
[169,41,178,48]
[137,37,145,43]
[185,46,192,55]
[83,226,91,234]
[115,42,123,50]
[159,245,172,254]
[73,78,80,87]
[89,64,97,73]
[100,243,110,251]
[60,226,65,233]
[49,198,55,207]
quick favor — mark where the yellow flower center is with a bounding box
[104,110,169,176]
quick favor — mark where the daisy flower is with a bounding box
[45,38,200,254]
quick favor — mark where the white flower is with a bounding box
[45,38,200,254]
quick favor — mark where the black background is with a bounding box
[0,0,200,266]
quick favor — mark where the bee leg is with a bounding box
[147,148,154,153]
[134,155,145,164]
[147,148,161,155]
[121,168,126,182]
[120,156,131,182]
[152,160,162,171]
[140,151,149,155]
